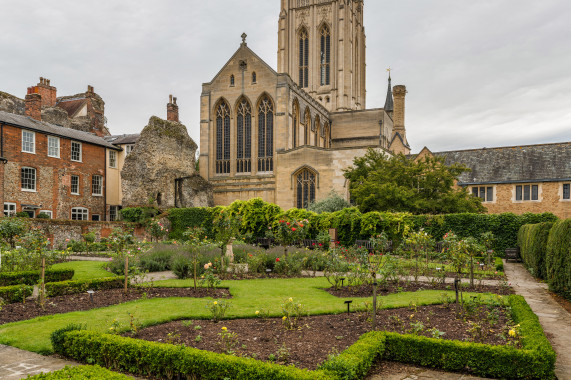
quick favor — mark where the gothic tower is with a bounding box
[278,0,366,112]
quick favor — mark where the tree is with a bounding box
[344,150,485,214]
[308,190,351,214]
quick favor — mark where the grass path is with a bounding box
[0,277,495,354]
[51,261,115,281]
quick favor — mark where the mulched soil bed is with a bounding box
[0,287,230,325]
[326,280,514,298]
[131,304,517,371]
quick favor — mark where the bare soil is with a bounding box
[0,287,230,325]
[131,304,518,371]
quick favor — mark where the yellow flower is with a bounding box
[288,297,293,302]
[508,329,516,337]
[282,316,287,320]
[221,327,227,332]
[213,301,218,305]
[255,311,260,315]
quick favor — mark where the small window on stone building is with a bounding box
[516,185,523,201]
[487,187,493,202]
[230,75,235,87]
[71,207,89,221]
[91,215,100,222]
[156,192,162,206]
[3,203,16,217]
[71,175,80,195]
[39,210,53,219]
[92,175,103,196]
[109,205,122,221]
[516,184,539,202]
[21,167,36,191]
[252,72,257,84]
[22,130,35,154]
[295,168,317,209]
[109,150,117,168]
[71,141,82,162]
[563,184,570,200]
[531,185,539,201]
[472,186,493,202]
[48,136,60,158]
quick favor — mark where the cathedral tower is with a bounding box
[278,0,366,112]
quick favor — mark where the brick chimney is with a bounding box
[167,95,179,122]
[33,77,57,108]
[25,87,42,121]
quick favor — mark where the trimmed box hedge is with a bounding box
[26,365,131,379]
[517,222,554,279]
[0,284,33,304]
[53,295,553,380]
[0,268,74,286]
[546,218,571,300]
[45,277,125,297]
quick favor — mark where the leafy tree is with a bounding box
[344,150,485,214]
[0,217,30,248]
[308,190,351,214]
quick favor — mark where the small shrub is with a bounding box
[207,299,231,322]
[50,323,86,354]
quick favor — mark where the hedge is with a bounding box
[517,222,554,279]
[0,269,75,286]
[25,365,131,379]
[383,295,555,379]
[53,295,553,380]
[165,199,558,254]
[45,277,125,298]
[0,284,33,304]
[546,218,571,300]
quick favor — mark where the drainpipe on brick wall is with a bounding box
[0,123,6,163]
[104,151,108,221]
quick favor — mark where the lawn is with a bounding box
[0,276,496,354]
[51,261,115,281]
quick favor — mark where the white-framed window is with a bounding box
[22,130,35,153]
[71,175,80,195]
[91,215,101,222]
[109,205,122,221]
[515,184,540,202]
[125,145,134,155]
[109,150,117,168]
[48,136,60,158]
[71,141,82,162]
[92,175,103,196]
[71,207,89,221]
[21,167,37,191]
[39,210,53,219]
[563,183,570,200]
[471,186,494,202]
[3,203,16,217]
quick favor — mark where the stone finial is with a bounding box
[241,32,247,45]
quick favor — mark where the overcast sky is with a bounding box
[1,0,570,153]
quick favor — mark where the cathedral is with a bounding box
[199,0,409,210]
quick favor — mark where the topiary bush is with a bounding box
[546,218,571,300]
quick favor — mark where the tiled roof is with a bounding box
[0,111,120,150]
[56,98,86,117]
[105,134,140,145]
[432,142,571,185]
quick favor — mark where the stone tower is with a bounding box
[278,0,366,112]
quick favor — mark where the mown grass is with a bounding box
[0,276,497,354]
[51,261,115,281]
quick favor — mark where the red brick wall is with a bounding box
[1,123,107,220]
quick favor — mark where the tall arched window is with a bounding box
[236,98,252,173]
[252,72,257,84]
[296,169,316,209]
[215,101,231,174]
[314,115,320,147]
[258,95,274,172]
[292,100,299,149]
[230,75,235,86]
[304,109,311,145]
[320,25,331,86]
[299,28,309,88]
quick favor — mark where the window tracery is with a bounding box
[299,28,309,88]
[215,101,231,174]
[258,96,274,172]
[236,98,252,173]
[320,25,331,86]
[296,168,316,209]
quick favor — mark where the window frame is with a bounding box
[92,175,103,196]
[320,24,331,86]
[22,130,35,154]
[21,167,37,192]
[299,28,309,88]
[125,145,134,155]
[71,141,82,162]
[39,210,53,219]
[91,215,101,222]
[47,136,60,158]
[71,207,89,221]
[515,184,540,202]
[71,175,80,195]
[4,202,17,217]
[471,186,494,203]
[109,150,117,168]
[563,183,570,200]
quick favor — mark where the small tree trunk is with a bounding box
[40,257,46,308]
[193,259,197,290]
[470,256,474,287]
[124,256,129,294]
[372,274,377,331]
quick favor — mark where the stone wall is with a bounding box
[0,92,25,115]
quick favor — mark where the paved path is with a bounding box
[367,367,487,380]
[0,345,77,379]
[504,261,571,380]
[68,255,111,262]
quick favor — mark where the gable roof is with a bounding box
[105,134,140,145]
[56,98,87,118]
[0,111,119,150]
[433,142,571,185]
[204,43,278,86]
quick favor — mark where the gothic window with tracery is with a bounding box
[215,101,231,174]
[236,98,252,173]
[320,25,331,86]
[296,169,316,209]
[299,28,309,88]
[292,101,299,148]
[258,95,274,172]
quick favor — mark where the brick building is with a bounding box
[0,110,119,220]
[415,143,571,219]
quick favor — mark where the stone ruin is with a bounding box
[121,115,213,209]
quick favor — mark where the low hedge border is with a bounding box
[45,277,125,298]
[25,365,131,379]
[0,269,74,287]
[0,284,33,304]
[52,295,553,380]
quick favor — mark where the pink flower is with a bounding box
[276,258,280,262]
